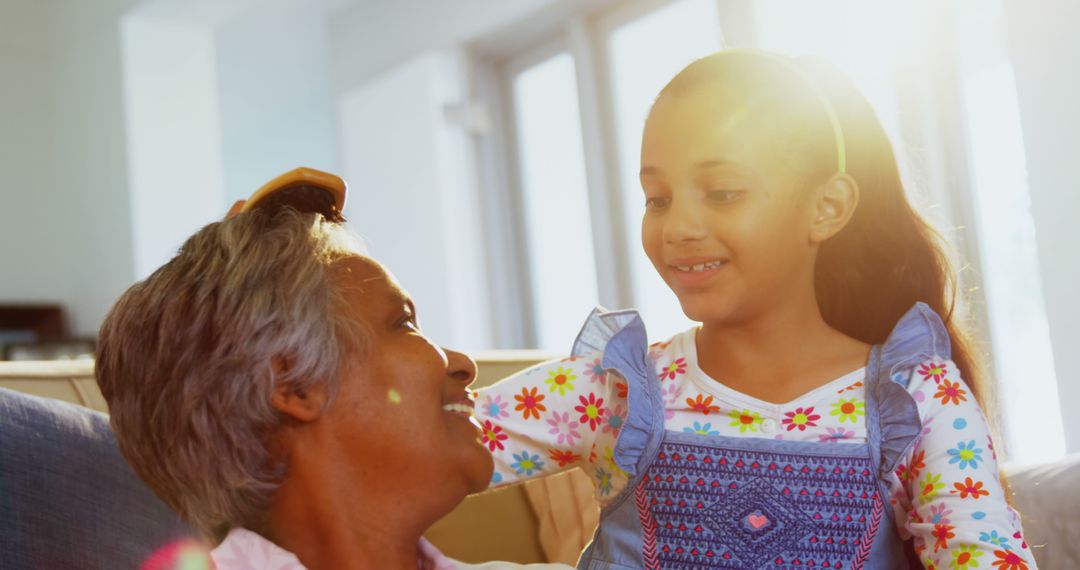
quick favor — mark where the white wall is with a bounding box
[214,0,339,202]
[122,14,225,279]
[329,0,567,93]
[1,0,354,339]
[0,0,139,336]
[0,2,69,309]
[1005,0,1080,453]
[337,51,493,351]
[50,0,142,336]
[120,0,341,280]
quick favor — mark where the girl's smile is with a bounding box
[666,256,730,288]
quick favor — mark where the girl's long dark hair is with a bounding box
[658,51,991,413]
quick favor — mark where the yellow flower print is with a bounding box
[830,397,865,423]
[949,544,983,569]
[727,408,764,433]
[602,446,628,477]
[920,472,945,499]
[545,367,577,396]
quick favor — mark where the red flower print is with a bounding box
[934,379,968,406]
[898,450,927,483]
[910,449,926,475]
[548,448,582,467]
[1013,531,1028,549]
[782,407,820,431]
[481,420,508,452]
[687,393,720,415]
[992,549,1028,570]
[918,361,949,383]
[514,386,547,420]
[931,523,954,552]
[836,380,863,394]
[659,357,687,380]
[616,381,628,399]
[953,477,989,499]
[575,393,606,431]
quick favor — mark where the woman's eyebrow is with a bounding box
[389,292,416,316]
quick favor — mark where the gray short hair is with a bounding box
[95,207,366,542]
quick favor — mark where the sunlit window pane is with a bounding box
[513,53,599,352]
[608,0,722,342]
[963,63,1064,464]
[751,0,904,158]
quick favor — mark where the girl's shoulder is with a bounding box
[877,302,952,381]
[647,326,698,364]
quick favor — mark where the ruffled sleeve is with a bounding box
[477,308,658,502]
[870,302,948,482]
[572,308,664,477]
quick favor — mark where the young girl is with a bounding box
[477,50,1036,569]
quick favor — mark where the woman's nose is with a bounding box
[445,348,478,387]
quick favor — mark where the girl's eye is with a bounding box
[707,190,743,203]
[644,197,670,211]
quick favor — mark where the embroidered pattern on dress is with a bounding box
[636,478,661,570]
[641,440,883,569]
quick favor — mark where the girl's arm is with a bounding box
[891,358,1037,569]
[476,354,632,502]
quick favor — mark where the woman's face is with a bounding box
[639,87,820,325]
[321,256,492,508]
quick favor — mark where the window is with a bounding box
[963,62,1063,464]
[510,52,600,352]
[606,0,723,341]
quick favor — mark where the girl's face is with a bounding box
[640,87,821,325]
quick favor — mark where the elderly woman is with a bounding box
[95,172,564,569]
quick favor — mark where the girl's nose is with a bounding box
[445,348,478,387]
[663,196,708,244]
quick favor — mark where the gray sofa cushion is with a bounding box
[0,387,198,569]
[1006,454,1080,569]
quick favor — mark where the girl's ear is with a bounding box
[808,173,859,244]
[269,357,328,422]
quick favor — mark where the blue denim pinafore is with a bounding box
[570,304,949,569]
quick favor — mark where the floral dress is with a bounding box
[478,304,1036,569]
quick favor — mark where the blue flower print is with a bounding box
[979,530,1012,550]
[683,421,720,436]
[511,451,545,476]
[596,467,613,496]
[947,440,984,470]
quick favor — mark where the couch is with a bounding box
[0,384,194,568]
[1,359,1075,568]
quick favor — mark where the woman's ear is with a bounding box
[269,357,328,422]
[809,173,859,244]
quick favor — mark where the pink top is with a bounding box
[209,528,457,570]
